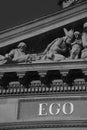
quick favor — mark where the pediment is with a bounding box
[0,0,87,48]
[0,0,87,65]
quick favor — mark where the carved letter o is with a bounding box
[63,102,74,115]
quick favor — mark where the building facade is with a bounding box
[0,0,87,130]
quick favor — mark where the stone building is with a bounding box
[0,0,87,130]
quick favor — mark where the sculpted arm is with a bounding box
[5,49,14,60]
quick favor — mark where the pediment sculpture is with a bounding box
[40,23,87,61]
[0,22,87,64]
[41,28,74,61]
[0,42,32,65]
[58,0,84,9]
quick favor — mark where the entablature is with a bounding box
[0,60,86,96]
[0,59,87,74]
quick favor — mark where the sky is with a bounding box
[0,0,60,31]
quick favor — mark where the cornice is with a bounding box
[0,1,86,48]
[0,119,87,129]
[0,60,86,97]
[0,59,87,73]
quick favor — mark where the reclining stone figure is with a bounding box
[5,42,31,63]
[41,28,74,61]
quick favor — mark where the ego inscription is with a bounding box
[39,102,74,116]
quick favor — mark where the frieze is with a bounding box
[1,96,87,129]
[18,96,87,122]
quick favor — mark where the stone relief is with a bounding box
[0,42,32,64]
[38,22,87,62]
[41,28,74,61]
[58,0,84,9]
[0,22,87,64]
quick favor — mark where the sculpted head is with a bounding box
[17,42,27,52]
[74,31,81,39]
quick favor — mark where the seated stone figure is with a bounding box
[70,31,82,59]
[81,22,87,59]
[5,42,31,63]
[41,28,74,61]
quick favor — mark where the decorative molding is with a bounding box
[0,121,84,130]
[0,60,87,73]
[0,81,86,97]
[0,60,86,96]
[0,120,87,130]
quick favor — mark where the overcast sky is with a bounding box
[0,0,60,31]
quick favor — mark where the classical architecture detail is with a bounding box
[0,61,86,96]
[0,0,87,130]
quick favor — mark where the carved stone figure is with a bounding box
[58,0,80,8]
[81,22,87,59]
[41,28,74,61]
[70,31,82,59]
[5,42,31,63]
[63,0,74,8]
